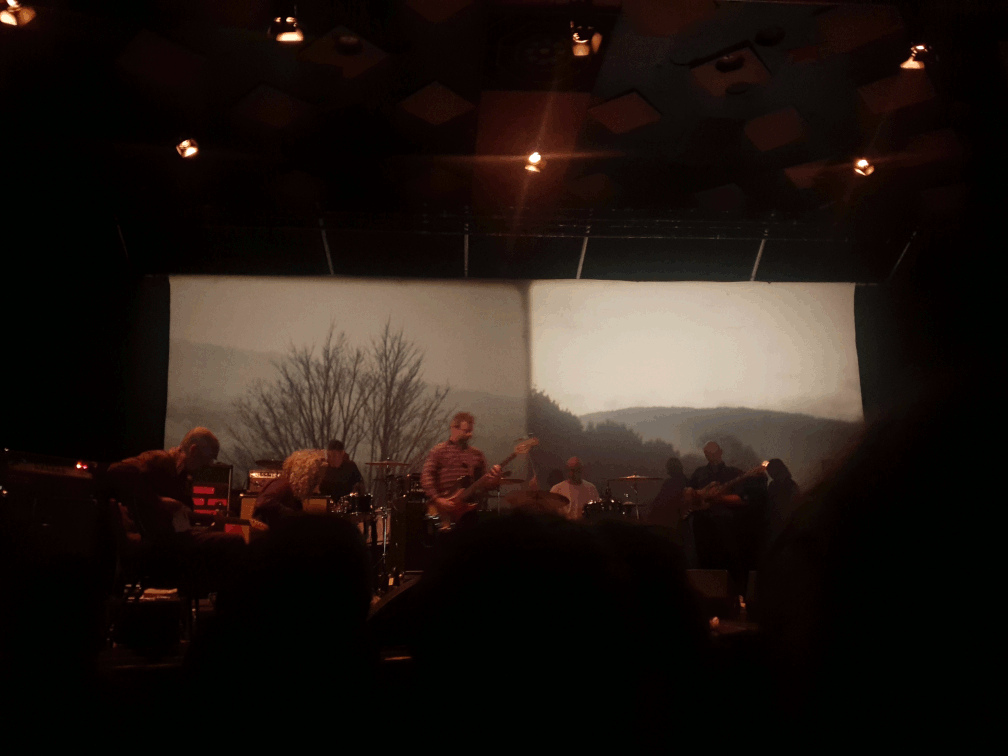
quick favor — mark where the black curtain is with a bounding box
[2,274,169,462]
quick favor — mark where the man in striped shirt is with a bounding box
[422,411,502,525]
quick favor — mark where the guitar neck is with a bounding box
[497,451,518,469]
[712,466,764,495]
[456,452,519,501]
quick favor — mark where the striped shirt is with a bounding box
[421,440,488,500]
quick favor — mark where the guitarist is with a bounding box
[689,441,746,494]
[421,412,502,526]
[687,441,767,584]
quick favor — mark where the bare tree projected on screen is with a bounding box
[230,320,452,478]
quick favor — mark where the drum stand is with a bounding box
[371,469,399,591]
[626,481,642,520]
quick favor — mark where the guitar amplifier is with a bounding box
[303,496,331,515]
[0,450,112,570]
[237,493,259,543]
[192,463,233,537]
[247,468,282,493]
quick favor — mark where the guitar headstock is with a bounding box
[514,437,539,455]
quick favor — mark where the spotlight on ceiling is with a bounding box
[336,34,362,55]
[853,158,875,176]
[570,22,601,57]
[525,151,543,173]
[269,15,304,44]
[900,43,930,70]
[1,0,36,26]
[176,139,199,159]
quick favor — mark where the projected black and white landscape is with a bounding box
[167,276,863,496]
[528,281,864,497]
[166,277,528,485]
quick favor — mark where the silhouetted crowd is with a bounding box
[0,371,988,743]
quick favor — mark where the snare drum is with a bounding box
[335,492,373,515]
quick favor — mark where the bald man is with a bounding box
[689,442,744,492]
[550,457,599,521]
[687,441,764,586]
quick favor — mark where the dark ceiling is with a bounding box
[4,0,1005,280]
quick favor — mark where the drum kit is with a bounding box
[299,459,663,587]
[582,474,662,522]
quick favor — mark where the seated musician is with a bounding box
[253,449,327,530]
[421,412,501,526]
[104,426,244,590]
[318,439,365,499]
[550,457,599,521]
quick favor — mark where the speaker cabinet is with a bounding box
[686,569,739,618]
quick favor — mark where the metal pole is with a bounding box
[576,225,590,279]
[887,229,918,282]
[319,217,335,275]
[750,232,767,281]
[115,221,130,264]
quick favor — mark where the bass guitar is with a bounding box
[427,437,539,528]
[681,462,768,519]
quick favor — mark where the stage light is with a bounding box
[335,33,362,55]
[571,23,601,57]
[900,43,930,70]
[1,0,36,26]
[853,158,875,176]
[176,139,199,158]
[572,26,591,57]
[269,15,304,44]
[525,151,542,173]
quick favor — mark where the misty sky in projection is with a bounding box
[530,281,863,423]
[167,277,529,469]
[170,276,527,399]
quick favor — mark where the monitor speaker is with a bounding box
[686,569,739,618]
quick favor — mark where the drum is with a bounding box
[582,497,630,521]
[304,496,332,515]
[582,499,604,518]
[332,492,373,516]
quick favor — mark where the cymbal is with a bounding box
[365,460,409,467]
[612,474,661,482]
[504,490,569,512]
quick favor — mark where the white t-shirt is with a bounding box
[550,479,600,520]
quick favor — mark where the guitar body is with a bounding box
[681,463,767,520]
[425,437,539,530]
[426,474,491,527]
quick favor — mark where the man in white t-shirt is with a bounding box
[550,457,599,521]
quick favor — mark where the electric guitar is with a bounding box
[427,437,539,527]
[681,462,768,519]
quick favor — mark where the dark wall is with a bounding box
[3,275,169,462]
